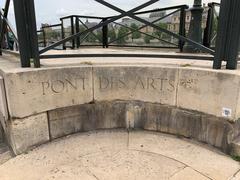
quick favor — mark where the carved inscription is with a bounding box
[41,78,86,95]
[98,76,175,92]
[179,79,198,89]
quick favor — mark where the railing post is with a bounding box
[75,17,80,48]
[0,0,10,55]
[13,0,40,68]
[183,0,204,53]
[61,19,66,50]
[179,6,186,52]
[213,0,240,70]
[203,3,214,48]
[0,11,3,55]
[42,28,47,47]
[102,18,108,48]
[70,16,75,49]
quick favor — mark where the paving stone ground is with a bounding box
[0,130,239,180]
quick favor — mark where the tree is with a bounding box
[144,35,154,44]
[108,28,117,42]
[130,23,141,41]
[154,23,168,39]
[117,26,129,44]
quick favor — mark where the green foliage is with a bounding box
[117,26,129,44]
[108,29,117,42]
[144,35,154,44]
[232,155,240,162]
[212,17,218,34]
[130,23,141,40]
[153,23,168,39]
[86,33,97,43]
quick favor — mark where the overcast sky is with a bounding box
[2,0,221,28]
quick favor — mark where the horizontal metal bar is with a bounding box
[108,44,177,49]
[42,23,62,29]
[60,5,189,21]
[40,53,214,61]
[75,44,103,47]
[107,4,188,19]
[210,2,220,7]
[61,15,105,20]
[134,4,189,15]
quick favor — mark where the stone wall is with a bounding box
[3,65,240,121]
[1,65,240,155]
[48,101,239,155]
[4,100,240,155]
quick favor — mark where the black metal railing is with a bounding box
[203,2,220,49]
[39,5,188,51]
[37,23,63,49]
[0,0,239,70]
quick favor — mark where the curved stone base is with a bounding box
[1,55,240,156]
[47,101,240,155]
[0,130,239,180]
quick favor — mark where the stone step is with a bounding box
[231,137,240,156]
[0,143,12,165]
[0,125,3,143]
[0,122,13,164]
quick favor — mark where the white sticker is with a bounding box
[222,108,232,118]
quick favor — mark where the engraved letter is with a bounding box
[135,77,145,89]
[65,78,77,92]
[42,81,50,95]
[51,80,65,93]
[99,77,109,89]
[147,78,156,90]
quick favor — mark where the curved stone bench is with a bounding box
[0,62,240,155]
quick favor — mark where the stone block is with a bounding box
[0,76,8,131]
[138,103,172,132]
[200,115,233,152]
[93,66,178,106]
[9,113,49,155]
[177,69,240,120]
[170,109,202,138]
[231,137,240,156]
[93,101,126,130]
[49,104,92,139]
[4,67,93,118]
[126,103,142,129]
[48,102,126,140]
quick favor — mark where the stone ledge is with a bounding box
[8,113,50,155]
[4,67,93,118]
[1,65,240,121]
[48,101,239,155]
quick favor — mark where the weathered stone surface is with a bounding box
[48,100,237,154]
[178,69,240,120]
[93,66,178,105]
[0,77,8,131]
[48,102,126,139]
[4,67,93,118]
[170,167,209,180]
[8,113,49,155]
[231,137,240,156]
[170,109,202,138]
